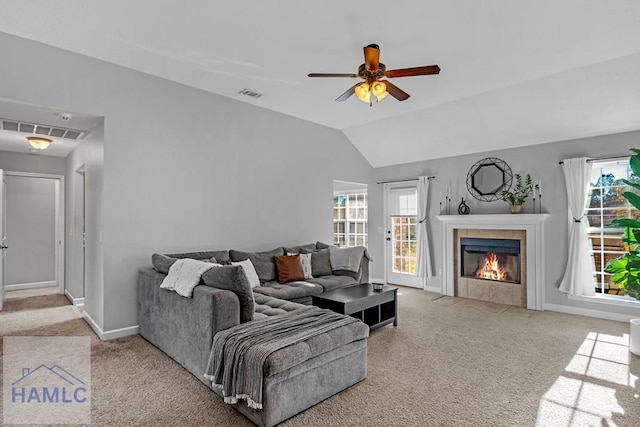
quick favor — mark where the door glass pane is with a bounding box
[392,216,417,274]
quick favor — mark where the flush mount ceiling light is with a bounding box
[308,44,440,106]
[26,136,52,150]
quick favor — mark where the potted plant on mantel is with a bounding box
[604,148,640,301]
[501,173,533,213]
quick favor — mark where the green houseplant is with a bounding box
[604,148,640,300]
[501,173,533,213]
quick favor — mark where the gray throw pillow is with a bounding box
[152,253,178,274]
[202,265,254,323]
[307,248,332,277]
[229,247,285,283]
[152,253,217,274]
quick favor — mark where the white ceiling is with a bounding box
[0,1,639,166]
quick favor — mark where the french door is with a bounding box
[384,184,422,288]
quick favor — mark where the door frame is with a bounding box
[1,169,5,310]
[4,171,65,295]
[76,165,86,302]
[383,182,423,288]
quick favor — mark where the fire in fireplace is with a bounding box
[460,238,521,284]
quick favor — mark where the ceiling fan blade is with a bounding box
[382,80,410,101]
[363,44,380,71]
[308,73,359,78]
[335,83,359,102]
[385,65,441,78]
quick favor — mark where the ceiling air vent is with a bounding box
[2,120,19,132]
[0,118,86,140]
[238,88,263,99]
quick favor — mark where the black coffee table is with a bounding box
[312,284,398,330]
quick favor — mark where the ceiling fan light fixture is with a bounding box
[26,136,52,150]
[372,81,388,101]
[355,82,371,103]
[308,44,438,104]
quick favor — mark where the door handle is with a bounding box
[0,245,7,249]
[386,237,391,241]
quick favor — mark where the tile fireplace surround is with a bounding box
[437,214,550,310]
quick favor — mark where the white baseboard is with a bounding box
[370,277,443,294]
[425,284,443,294]
[5,281,57,291]
[545,303,636,323]
[64,290,84,306]
[83,312,138,341]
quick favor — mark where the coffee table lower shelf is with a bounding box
[312,284,398,331]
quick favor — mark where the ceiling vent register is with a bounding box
[1,118,86,140]
[237,88,263,99]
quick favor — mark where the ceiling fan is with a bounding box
[308,44,440,105]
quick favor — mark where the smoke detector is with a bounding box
[58,112,73,121]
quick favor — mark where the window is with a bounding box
[585,158,640,296]
[333,193,367,247]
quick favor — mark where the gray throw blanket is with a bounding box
[204,307,358,410]
[329,246,366,272]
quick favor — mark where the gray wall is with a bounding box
[0,32,372,332]
[370,130,640,318]
[64,122,104,312]
[5,175,56,285]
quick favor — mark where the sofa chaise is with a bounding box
[138,242,371,427]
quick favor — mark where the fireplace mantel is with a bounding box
[436,214,550,310]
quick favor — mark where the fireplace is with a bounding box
[437,214,549,310]
[460,238,521,284]
[454,229,527,307]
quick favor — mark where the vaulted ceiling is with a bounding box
[1,1,639,167]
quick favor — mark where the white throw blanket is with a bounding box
[329,246,366,272]
[160,258,216,297]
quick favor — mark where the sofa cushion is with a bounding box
[275,254,305,283]
[306,275,359,292]
[332,269,360,281]
[283,243,317,254]
[201,265,254,323]
[253,281,323,301]
[208,250,231,265]
[231,259,261,288]
[166,251,223,261]
[151,253,179,274]
[230,247,284,283]
[301,248,332,277]
[253,293,307,319]
[262,314,369,377]
[316,241,332,250]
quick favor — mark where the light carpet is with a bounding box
[1,288,638,426]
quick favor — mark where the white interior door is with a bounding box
[384,184,423,288]
[0,169,6,310]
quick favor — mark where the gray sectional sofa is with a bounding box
[138,242,371,427]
